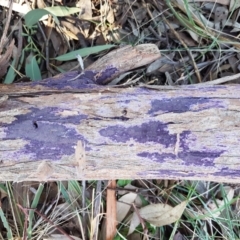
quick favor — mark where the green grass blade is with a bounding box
[0,208,13,239]
[27,183,44,239]
[58,182,71,204]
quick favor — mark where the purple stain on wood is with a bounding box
[137,128,224,169]
[178,151,222,166]
[99,121,176,146]
[178,131,224,166]
[139,170,196,178]
[16,66,119,89]
[213,168,240,177]
[149,98,222,114]
[137,152,175,163]
[94,65,119,84]
[179,131,224,156]
[138,151,223,167]
[179,131,195,149]
[24,139,74,159]
[17,71,97,90]
[3,107,89,160]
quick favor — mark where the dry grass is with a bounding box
[0,180,239,239]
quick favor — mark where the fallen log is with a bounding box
[1,45,240,182]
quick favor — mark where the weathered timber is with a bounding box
[1,72,240,182]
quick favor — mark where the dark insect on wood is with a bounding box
[122,109,127,116]
[33,121,38,129]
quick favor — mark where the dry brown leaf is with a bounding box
[55,28,68,57]
[228,55,238,73]
[234,196,240,216]
[228,20,240,32]
[78,0,92,19]
[200,187,234,219]
[214,6,228,30]
[216,186,235,199]
[147,52,175,74]
[199,71,240,85]
[165,71,174,85]
[128,212,141,235]
[128,19,139,37]
[77,0,92,36]
[0,39,14,78]
[128,233,142,240]
[169,31,197,46]
[0,0,31,14]
[56,61,80,72]
[173,231,184,240]
[61,28,79,40]
[186,29,200,43]
[188,0,229,6]
[117,184,138,195]
[229,0,240,11]
[117,192,137,222]
[13,20,23,71]
[128,201,187,235]
[139,201,187,226]
[132,7,147,23]
[100,2,115,24]
[0,0,13,55]
[175,0,214,28]
[201,199,224,218]
[36,0,47,8]
[45,17,69,61]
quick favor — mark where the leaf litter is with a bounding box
[0,0,240,239]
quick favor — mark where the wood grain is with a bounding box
[1,83,240,182]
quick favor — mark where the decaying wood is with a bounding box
[1,44,240,182]
[1,81,240,182]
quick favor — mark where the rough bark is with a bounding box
[1,71,240,182]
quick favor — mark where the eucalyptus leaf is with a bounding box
[25,53,42,81]
[55,45,115,61]
[4,58,17,84]
[24,9,59,27]
[44,6,81,16]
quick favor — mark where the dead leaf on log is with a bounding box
[0,39,14,79]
